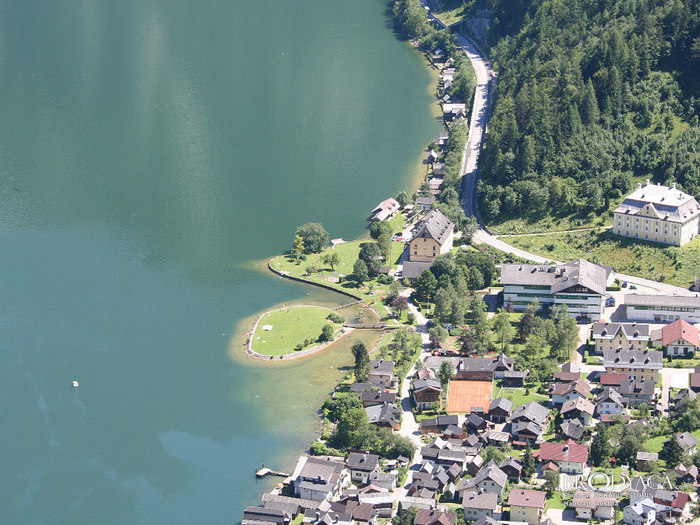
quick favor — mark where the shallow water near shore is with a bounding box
[0,1,440,523]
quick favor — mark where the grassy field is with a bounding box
[546,492,567,510]
[430,0,468,26]
[251,305,336,356]
[495,385,548,408]
[503,228,700,289]
[643,428,700,453]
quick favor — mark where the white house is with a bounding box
[572,491,617,520]
[651,319,699,356]
[623,498,656,525]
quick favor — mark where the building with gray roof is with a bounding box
[613,180,700,246]
[408,209,454,263]
[625,293,700,323]
[501,259,612,321]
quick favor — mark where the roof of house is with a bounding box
[560,419,586,440]
[350,382,374,393]
[603,348,663,369]
[402,261,434,280]
[553,371,580,382]
[625,294,700,309]
[261,493,318,512]
[613,181,700,224]
[414,508,457,525]
[510,401,549,426]
[625,498,656,519]
[346,452,379,472]
[561,397,595,416]
[500,259,609,296]
[466,413,485,429]
[674,432,699,451]
[539,440,589,464]
[458,464,507,491]
[619,377,655,397]
[595,387,626,406]
[461,490,499,510]
[369,360,395,374]
[508,489,547,509]
[541,461,559,472]
[636,451,659,461]
[549,379,591,398]
[600,373,627,386]
[489,397,514,413]
[416,196,436,207]
[472,517,500,525]
[459,354,514,373]
[691,373,700,389]
[365,403,401,426]
[656,319,699,347]
[412,209,454,245]
[361,390,397,405]
[413,378,442,393]
[592,322,650,341]
[499,457,523,472]
[420,414,459,430]
[417,366,437,381]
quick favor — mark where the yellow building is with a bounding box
[409,209,454,262]
[508,489,546,524]
[613,180,700,246]
[603,348,662,382]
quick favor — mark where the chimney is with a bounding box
[646,178,650,186]
[637,183,642,190]
[672,182,677,190]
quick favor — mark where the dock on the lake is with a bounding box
[255,467,290,479]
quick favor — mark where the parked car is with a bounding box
[605,297,616,307]
[622,281,628,288]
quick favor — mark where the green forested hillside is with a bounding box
[475,0,700,232]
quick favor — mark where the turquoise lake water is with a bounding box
[0,1,441,523]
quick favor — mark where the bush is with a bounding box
[377,275,394,284]
[327,312,345,323]
[407,313,416,325]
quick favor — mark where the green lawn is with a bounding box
[497,386,548,408]
[547,492,567,510]
[503,229,700,289]
[430,0,468,26]
[251,305,337,356]
[665,357,700,368]
[644,429,700,454]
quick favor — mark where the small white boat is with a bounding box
[72,380,79,388]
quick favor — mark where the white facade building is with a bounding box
[613,180,700,246]
[625,294,700,323]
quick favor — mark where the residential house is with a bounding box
[561,397,595,425]
[600,373,627,388]
[612,180,700,246]
[623,498,656,525]
[408,210,454,263]
[415,196,435,211]
[368,360,395,388]
[369,198,400,222]
[442,103,466,121]
[572,492,617,521]
[461,490,499,521]
[618,377,655,406]
[625,294,700,323]
[651,318,699,356]
[548,379,591,406]
[502,370,527,386]
[414,508,456,525]
[368,471,396,492]
[472,517,500,525]
[636,451,658,471]
[420,415,459,434]
[455,354,514,381]
[691,365,700,393]
[412,379,442,409]
[481,430,510,447]
[465,413,487,434]
[457,463,507,501]
[330,502,378,525]
[487,397,513,423]
[509,401,550,441]
[437,132,449,148]
[427,150,440,164]
[501,259,613,321]
[361,389,397,407]
[553,361,580,382]
[417,366,438,381]
[591,322,650,355]
[365,403,401,431]
[346,452,380,485]
[559,418,586,441]
[674,387,697,405]
[444,424,466,440]
[242,506,288,525]
[499,458,522,481]
[670,432,699,455]
[595,387,627,416]
[538,440,588,474]
[507,489,547,524]
[292,456,348,501]
[603,348,663,382]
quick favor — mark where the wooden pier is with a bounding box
[256,467,290,479]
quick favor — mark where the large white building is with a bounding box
[625,294,700,323]
[613,180,700,246]
[501,259,613,321]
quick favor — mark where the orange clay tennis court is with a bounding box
[446,380,493,413]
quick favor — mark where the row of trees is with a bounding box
[475,0,700,224]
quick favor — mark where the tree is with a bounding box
[396,191,410,207]
[323,393,363,422]
[521,443,536,480]
[433,288,455,323]
[518,301,539,341]
[544,470,560,496]
[580,78,599,125]
[461,216,478,244]
[359,242,383,277]
[296,223,329,254]
[671,398,700,432]
[369,220,392,240]
[331,406,369,449]
[413,270,438,302]
[662,435,687,468]
[429,324,449,350]
[319,323,334,343]
[390,295,409,317]
[322,252,340,271]
[492,308,515,351]
[290,235,305,261]
[353,259,369,285]
[459,330,476,355]
[393,505,417,525]
[437,361,455,388]
[590,424,612,467]
[469,296,489,347]
[550,305,579,361]
[352,341,370,382]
